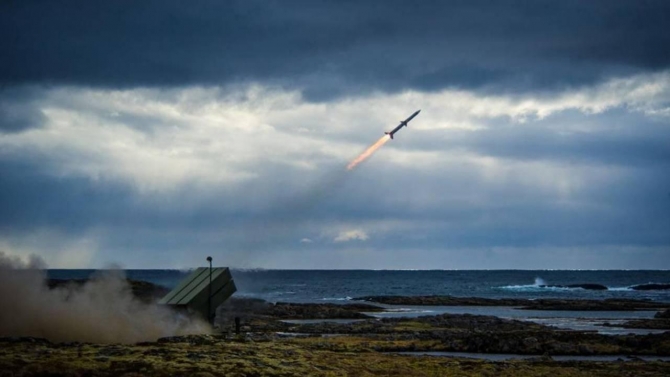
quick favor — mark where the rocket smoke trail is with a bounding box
[346,134,391,170]
[346,110,420,170]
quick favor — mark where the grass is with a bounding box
[2,336,670,377]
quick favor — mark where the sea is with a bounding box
[46,269,670,335]
[47,269,670,303]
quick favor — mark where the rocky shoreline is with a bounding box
[354,295,670,311]
[2,280,667,376]
[214,299,670,357]
[602,310,670,330]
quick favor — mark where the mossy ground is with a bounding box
[4,293,670,376]
[2,336,670,377]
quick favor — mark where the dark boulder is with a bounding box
[47,278,170,303]
[354,295,526,306]
[269,302,380,319]
[520,298,668,311]
[566,283,608,290]
[355,295,670,311]
[630,283,670,291]
[655,309,670,319]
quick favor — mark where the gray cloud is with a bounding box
[413,110,670,168]
[0,87,47,132]
[1,2,668,269]
[2,1,669,98]
[2,115,668,268]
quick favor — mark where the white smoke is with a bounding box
[0,251,211,343]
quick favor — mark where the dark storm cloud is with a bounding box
[2,124,669,268]
[0,149,343,238]
[0,156,134,233]
[338,159,670,248]
[410,110,670,168]
[2,0,669,97]
[0,87,46,132]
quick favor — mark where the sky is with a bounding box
[1,0,669,269]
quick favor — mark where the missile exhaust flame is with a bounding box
[346,135,391,170]
[346,110,420,170]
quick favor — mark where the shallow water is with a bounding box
[524,317,667,335]
[393,351,670,362]
[47,269,670,335]
[280,319,367,324]
[362,305,658,320]
[363,305,664,334]
[275,306,665,335]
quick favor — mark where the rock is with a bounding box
[522,337,540,351]
[566,283,609,291]
[97,346,132,357]
[214,298,383,329]
[157,335,218,346]
[548,342,576,354]
[268,302,379,319]
[569,283,608,290]
[186,352,206,360]
[353,296,670,311]
[47,278,170,303]
[631,283,670,291]
[354,295,524,306]
[606,318,670,330]
[142,348,171,357]
[527,354,553,362]
[521,298,668,311]
[578,344,594,355]
[655,309,670,319]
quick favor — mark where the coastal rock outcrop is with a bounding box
[354,295,524,306]
[630,284,670,291]
[268,302,381,319]
[47,278,170,303]
[604,309,670,330]
[354,296,670,311]
[655,309,670,319]
[215,297,385,331]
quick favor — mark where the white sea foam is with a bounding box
[499,276,550,290]
[320,296,352,301]
[382,308,434,313]
[270,291,296,296]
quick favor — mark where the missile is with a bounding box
[385,110,420,139]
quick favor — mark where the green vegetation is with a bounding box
[2,336,670,377]
[4,291,670,376]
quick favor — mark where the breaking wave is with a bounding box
[498,277,556,290]
[383,308,434,313]
[320,296,352,301]
[500,278,670,292]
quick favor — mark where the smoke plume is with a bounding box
[346,135,391,170]
[0,251,211,343]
